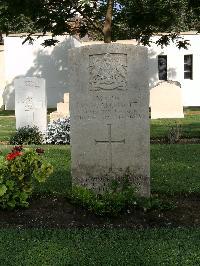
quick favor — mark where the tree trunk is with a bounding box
[103,0,114,43]
[0,32,3,44]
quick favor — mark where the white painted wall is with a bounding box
[0,45,5,108]
[1,33,200,109]
[4,35,81,109]
[149,34,200,106]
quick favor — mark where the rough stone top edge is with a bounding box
[81,40,138,45]
[153,31,199,36]
[14,76,46,82]
[4,33,71,37]
[69,42,147,53]
[154,80,181,88]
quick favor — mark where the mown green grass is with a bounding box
[0,116,15,141]
[1,113,200,142]
[1,144,200,196]
[0,228,200,265]
[151,114,200,139]
[0,110,15,116]
[35,145,71,195]
[151,144,200,194]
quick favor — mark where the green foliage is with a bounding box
[68,177,173,216]
[0,146,53,209]
[68,184,137,216]
[167,123,182,144]
[1,0,199,45]
[9,126,43,145]
[116,0,199,45]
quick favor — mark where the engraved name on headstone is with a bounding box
[70,44,150,197]
[15,77,47,133]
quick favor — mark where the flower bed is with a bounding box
[0,146,53,209]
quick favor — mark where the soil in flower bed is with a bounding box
[0,195,200,229]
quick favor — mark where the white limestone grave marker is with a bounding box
[150,81,184,119]
[15,77,47,133]
[69,44,150,197]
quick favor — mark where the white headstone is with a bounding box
[69,44,150,197]
[0,88,3,109]
[49,92,70,123]
[15,77,47,133]
[150,81,184,119]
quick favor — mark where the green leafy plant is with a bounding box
[68,174,141,216]
[0,146,53,209]
[68,174,175,216]
[68,184,137,216]
[68,185,175,216]
[9,126,43,145]
[167,123,182,144]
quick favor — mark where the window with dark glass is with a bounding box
[184,55,193,79]
[158,55,167,80]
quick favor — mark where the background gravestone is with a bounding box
[15,77,47,133]
[50,93,70,122]
[150,81,184,119]
[70,44,150,197]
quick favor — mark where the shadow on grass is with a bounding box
[34,169,71,195]
[151,144,200,195]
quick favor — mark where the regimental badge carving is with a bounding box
[89,53,128,91]
[23,96,33,111]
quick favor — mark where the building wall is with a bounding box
[2,34,200,109]
[4,35,81,109]
[149,34,200,106]
[0,45,5,108]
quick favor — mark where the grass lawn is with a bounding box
[1,113,200,264]
[151,114,200,139]
[151,144,200,194]
[1,143,200,196]
[1,228,200,265]
[1,112,200,141]
[0,116,15,142]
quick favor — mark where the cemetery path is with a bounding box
[0,195,200,229]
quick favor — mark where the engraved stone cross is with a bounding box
[95,124,125,171]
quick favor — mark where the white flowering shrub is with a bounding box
[45,117,70,144]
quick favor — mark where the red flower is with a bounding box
[6,151,23,161]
